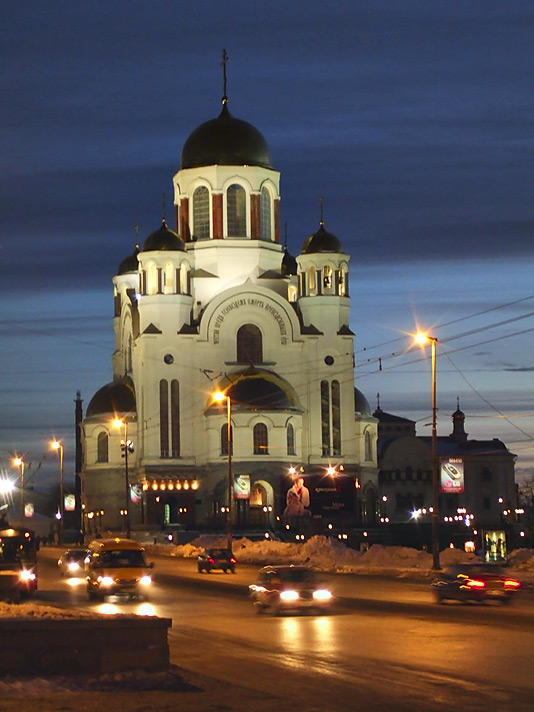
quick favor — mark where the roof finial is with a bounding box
[377,392,381,411]
[284,221,288,250]
[319,196,324,226]
[134,222,139,250]
[221,49,229,105]
[457,396,460,410]
[162,193,166,223]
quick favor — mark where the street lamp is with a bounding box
[13,456,25,520]
[415,332,440,570]
[113,419,134,538]
[213,390,233,552]
[51,441,64,544]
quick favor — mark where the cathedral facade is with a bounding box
[80,95,378,536]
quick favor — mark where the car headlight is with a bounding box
[68,562,80,572]
[280,590,299,601]
[313,589,332,601]
[20,570,36,581]
[140,575,152,585]
[101,576,114,587]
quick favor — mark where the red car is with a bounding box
[432,563,521,604]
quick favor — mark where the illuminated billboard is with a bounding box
[440,457,464,493]
[233,474,250,500]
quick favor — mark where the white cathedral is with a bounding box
[80,88,379,536]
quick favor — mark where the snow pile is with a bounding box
[0,602,134,619]
[166,534,479,576]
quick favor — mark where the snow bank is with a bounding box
[166,535,481,576]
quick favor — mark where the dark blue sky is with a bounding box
[1,1,533,489]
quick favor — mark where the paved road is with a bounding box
[30,547,534,712]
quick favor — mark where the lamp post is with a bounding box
[415,332,440,570]
[13,457,25,520]
[51,441,64,544]
[213,391,232,552]
[114,419,133,539]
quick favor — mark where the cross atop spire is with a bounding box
[221,49,229,105]
[319,196,324,225]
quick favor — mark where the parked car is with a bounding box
[57,548,90,577]
[197,548,236,574]
[431,563,521,604]
[249,565,333,614]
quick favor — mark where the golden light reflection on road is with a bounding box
[99,603,121,615]
[66,577,85,587]
[96,601,156,616]
[277,615,336,656]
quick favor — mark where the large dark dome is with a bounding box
[142,220,185,252]
[207,369,300,411]
[117,247,139,275]
[181,104,273,170]
[354,387,371,416]
[86,378,136,418]
[301,223,344,255]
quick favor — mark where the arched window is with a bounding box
[160,379,169,457]
[332,380,341,456]
[321,380,330,456]
[193,186,210,239]
[323,265,333,292]
[221,423,233,455]
[180,263,189,295]
[287,423,295,455]
[227,184,246,236]
[308,267,316,295]
[260,187,271,241]
[253,423,268,454]
[163,263,174,294]
[97,432,108,463]
[250,484,265,506]
[171,379,180,457]
[365,431,372,461]
[237,324,263,364]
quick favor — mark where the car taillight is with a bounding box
[209,558,215,564]
[466,578,486,588]
[504,579,521,588]
[230,557,236,564]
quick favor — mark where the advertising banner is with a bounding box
[440,456,464,493]
[24,502,34,518]
[233,474,250,500]
[130,484,143,503]
[64,494,76,512]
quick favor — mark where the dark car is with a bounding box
[431,563,521,604]
[197,548,237,574]
[57,548,90,577]
[249,565,333,614]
